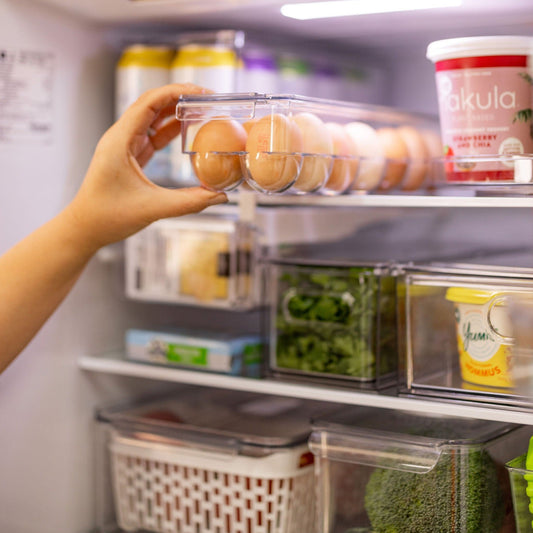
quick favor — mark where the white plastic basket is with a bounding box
[110,432,315,533]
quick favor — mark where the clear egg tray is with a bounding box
[176,93,533,196]
[175,93,441,195]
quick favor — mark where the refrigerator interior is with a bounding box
[1,0,533,532]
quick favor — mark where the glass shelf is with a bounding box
[223,189,533,214]
[79,353,533,425]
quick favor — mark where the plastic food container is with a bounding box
[506,451,533,533]
[309,406,523,533]
[445,286,515,388]
[427,36,533,184]
[125,328,263,377]
[98,389,325,533]
[268,259,397,388]
[398,260,533,406]
[175,93,439,195]
[124,215,259,310]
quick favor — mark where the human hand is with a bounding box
[64,83,228,255]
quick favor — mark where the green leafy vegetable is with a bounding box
[275,265,397,380]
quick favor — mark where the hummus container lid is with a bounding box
[427,35,533,62]
[445,286,497,305]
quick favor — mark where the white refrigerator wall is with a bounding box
[0,2,186,532]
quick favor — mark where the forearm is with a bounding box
[0,209,96,372]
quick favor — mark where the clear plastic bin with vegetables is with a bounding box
[175,93,441,195]
[310,406,526,533]
[267,259,398,388]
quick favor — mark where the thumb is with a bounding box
[148,186,228,220]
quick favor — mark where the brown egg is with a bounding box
[376,127,409,190]
[243,118,258,135]
[245,113,303,192]
[397,126,429,191]
[324,122,358,194]
[421,129,444,158]
[345,122,385,191]
[291,112,333,193]
[191,117,247,190]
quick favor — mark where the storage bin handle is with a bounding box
[309,429,443,473]
[176,94,258,121]
[483,293,514,345]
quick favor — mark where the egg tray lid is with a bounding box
[97,387,337,454]
[176,92,437,128]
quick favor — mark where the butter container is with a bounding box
[398,261,533,406]
[124,215,259,310]
[175,93,440,195]
[125,328,263,377]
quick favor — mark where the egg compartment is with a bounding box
[124,215,260,310]
[398,260,533,408]
[267,259,398,389]
[176,93,440,195]
[430,154,533,194]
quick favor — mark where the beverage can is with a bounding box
[170,44,240,185]
[115,45,174,183]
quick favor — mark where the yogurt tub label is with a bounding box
[454,302,513,388]
[434,55,533,182]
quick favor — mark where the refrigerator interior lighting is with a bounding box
[280,0,462,20]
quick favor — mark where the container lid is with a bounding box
[242,50,277,71]
[277,55,310,75]
[118,45,175,68]
[310,406,519,471]
[445,286,496,305]
[173,45,237,68]
[98,388,334,454]
[427,35,533,63]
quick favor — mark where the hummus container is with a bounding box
[427,36,533,183]
[445,287,514,389]
[398,260,533,407]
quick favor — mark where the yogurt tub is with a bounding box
[427,36,533,183]
[445,287,515,389]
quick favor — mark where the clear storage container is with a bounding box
[398,260,533,407]
[431,153,533,192]
[125,215,259,310]
[309,406,523,533]
[506,448,533,533]
[97,388,330,533]
[175,93,440,195]
[268,259,397,389]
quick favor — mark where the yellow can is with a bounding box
[445,287,514,388]
[115,44,174,119]
[170,44,241,184]
[115,45,174,183]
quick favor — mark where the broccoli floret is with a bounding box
[364,449,505,533]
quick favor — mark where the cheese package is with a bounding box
[125,215,258,309]
[125,328,263,376]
